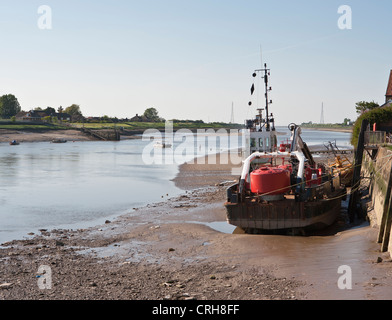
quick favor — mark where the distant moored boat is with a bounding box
[9,140,20,145]
[51,138,67,143]
[154,141,172,148]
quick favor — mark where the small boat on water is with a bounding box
[51,138,67,143]
[224,64,347,234]
[154,141,172,148]
[9,140,20,145]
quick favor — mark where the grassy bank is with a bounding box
[72,121,244,131]
[300,123,353,133]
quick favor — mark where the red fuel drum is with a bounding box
[278,164,292,173]
[250,167,290,195]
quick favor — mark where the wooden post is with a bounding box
[381,192,392,252]
[378,163,392,243]
[348,119,368,223]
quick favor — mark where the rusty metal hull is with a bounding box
[225,195,343,232]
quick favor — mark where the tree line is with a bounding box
[0,94,234,125]
[0,95,207,124]
[0,93,154,122]
[0,94,83,120]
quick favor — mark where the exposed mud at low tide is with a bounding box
[1,152,391,300]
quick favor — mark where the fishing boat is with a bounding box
[224,65,347,234]
[154,141,172,148]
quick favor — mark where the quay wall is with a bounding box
[81,128,120,141]
[362,146,392,256]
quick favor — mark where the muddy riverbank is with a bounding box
[0,152,391,301]
[0,129,96,143]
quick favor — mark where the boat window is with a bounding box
[259,138,263,148]
[266,137,270,148]
[250,138,256,148]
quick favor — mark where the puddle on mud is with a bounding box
[187,221,237,234]
[76,240,164,264]
[204,221,238,234]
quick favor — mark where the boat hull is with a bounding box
[51,139,67,143]
[225,189,345,232]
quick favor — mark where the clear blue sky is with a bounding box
[0,0,391,125]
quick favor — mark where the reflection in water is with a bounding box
[0,153,19,182]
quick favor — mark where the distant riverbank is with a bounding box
[0,129,96,143]
[302,127,353,133]
[0,123,353,144]
[0,121,244,143]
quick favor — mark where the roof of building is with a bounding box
[380,100,392,108]
[15,110,72,119]
[130,114,148,122]
[386,70,392,98]
[15,111,28,117]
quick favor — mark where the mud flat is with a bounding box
[0,129,96,143]
[0,152,391,301]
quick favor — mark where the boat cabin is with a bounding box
[243,108,278,159]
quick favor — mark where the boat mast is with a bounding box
[253,63,272,131]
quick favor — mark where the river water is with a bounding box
[0,128,352,243]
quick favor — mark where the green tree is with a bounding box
[0,94,21,119]
[101,115,111,123]
[355,101,379,115]
[44,107,56,115]
[43,115,53,123]
[351,106,392,146]
[143,107,160,122]
[64,104,83,116]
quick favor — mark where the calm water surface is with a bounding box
[0,128,351,243]
[0,139,181,243]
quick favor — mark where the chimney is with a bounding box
[386,70,392,103]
